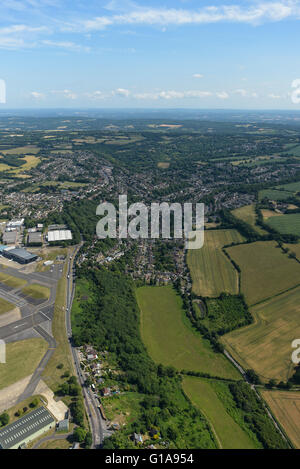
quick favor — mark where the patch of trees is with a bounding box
[73,267,217,449]
[220,209,262,242]
[229,381,288,449]
[153,240,176,272]
[0,155,26,167]
[203,294,253,335]
[0,413,9,427]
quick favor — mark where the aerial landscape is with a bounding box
[1,0,300,456]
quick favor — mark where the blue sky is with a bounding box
[0,0,300,108]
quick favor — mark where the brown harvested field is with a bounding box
[226,241,300,305]
[0,145,40,155]
[157,162,170,168]
[261,209,283,220]
[284,243,300,260]
[261,390,300,448]
[232,204,267,235]
[222,286,300,382]
[187,229,244,297]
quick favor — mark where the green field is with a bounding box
[266,213,300,236]
[0,339,48,390]
[258,189,293,201]
[283,145,300,157]
[183,377,260,449]
[21,284,50,300]
[0,272,27,289]
[226,241,300,305]
[71,277,96,335]
[231,204,267,235]
[0,297,14,315]
[187,229,244,297]
[277,181,300,193]
[137,286,240,380]
[223,286,300,382]
[104,392,145,428]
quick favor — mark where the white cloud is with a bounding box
[133,92,159,100]
[29,91,45,99]
[113,88,130,97]
[85,90,107,99]
[234,88,248,96]
[0,24,48,49]
[51,89,77,99]
[216,91,229,99]
[0,25,48,35]
[193,73,204,78]
[42,40,90,52]
[234,88,258,97]
[74,2,300,32]
[133,90,213,100]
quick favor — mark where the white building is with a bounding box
[47,230,72,242]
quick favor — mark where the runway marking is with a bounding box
[13,323,27,329]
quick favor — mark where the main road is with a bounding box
[65,243,107,449]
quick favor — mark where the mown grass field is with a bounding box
[259,189,293,201]
[0,272,27,289]
[187,229,244,297]
[0,339,48,390]
[183,377,260,449]
[284,243,300,259]
[137,286,240,380]
[222,286,300,381]
[11,155,41,174]
[261,390,300,448]
[0,297,14,315]
[0,145,40,155]
[231,204,267,235]
[283,145,300,157]
[277,181,300,192]
[266,213,300,236]
[226,241,300,305]
[22,283,50,300]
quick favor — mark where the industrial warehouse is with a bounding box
[0,407,55,449]
[47,229,72,243]
[2,247,38,264]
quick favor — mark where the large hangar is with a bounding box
[2,248,38,264]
